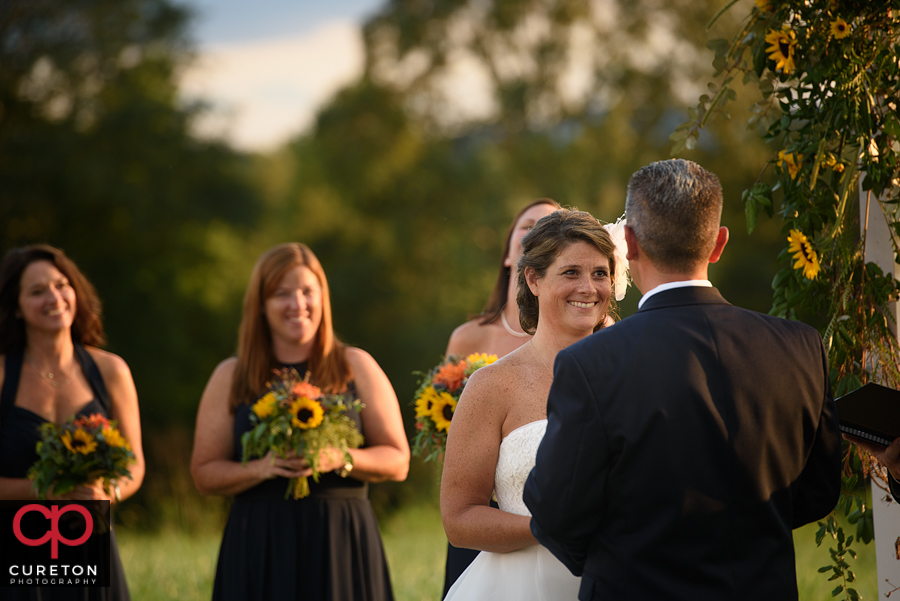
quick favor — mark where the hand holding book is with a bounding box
[836,383,900,490]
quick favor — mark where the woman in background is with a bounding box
[445,199,561,360]
[0,244,144,601]
[191,242,409,601]
[441,199,560,595]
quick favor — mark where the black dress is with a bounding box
[0,345,131,601]
[212,364,394,601]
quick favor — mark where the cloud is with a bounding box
[180,20,364,152]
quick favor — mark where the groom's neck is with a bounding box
[633,263,711,296]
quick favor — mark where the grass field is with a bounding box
[117,501,447,601]
[118,500,877,601]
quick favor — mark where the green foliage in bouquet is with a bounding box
[241,367,364,499]
[29,413,136,499]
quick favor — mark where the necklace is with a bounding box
[530,339,552,374]
[500,310,530,338]
[26,357,73,388]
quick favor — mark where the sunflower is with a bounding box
[252,392,279,419]
[430,392,457,432]
[415,386,441,418]
[465,353,498,367]
[831,18,851,39]
[787,229,820,280]
[62,428,98,455]
[777,149,803,179]
[290,396,324,429]
[101,427,130,450]
[765,28,798,74]
[823,153,845,173]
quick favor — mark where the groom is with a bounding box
[523,159,842,600]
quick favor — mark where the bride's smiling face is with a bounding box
[527,241,611,336]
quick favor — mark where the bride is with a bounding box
[441,208,627,600]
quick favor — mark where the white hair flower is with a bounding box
[603,216,630,301]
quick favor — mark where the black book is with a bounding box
[835,382,900,447]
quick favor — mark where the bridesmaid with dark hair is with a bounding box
[191,242,409,601]
[0,244,144,600]
[445,199,562,360]
[441,199,560,596]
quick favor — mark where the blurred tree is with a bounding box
[266,0,784,412]
[359,0,787,318]
[0,0,264,426]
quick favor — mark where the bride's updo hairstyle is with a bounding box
[515,209,618,335]
[229,243,351,410]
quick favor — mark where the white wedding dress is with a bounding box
[444,420,581,601]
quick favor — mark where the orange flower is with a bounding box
[433,361,467,392]
[293,381,322,400]
[74,413,111,430]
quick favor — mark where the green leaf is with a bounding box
[884,114,900,139]
[832,585,844,596]
[744,191,759,234]
[706,38,730,52]
[706,0,740,30]
[772,268,791,289]
[753,38,768,77]
[815,522,828,546]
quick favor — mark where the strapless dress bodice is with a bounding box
[494,420,547,517]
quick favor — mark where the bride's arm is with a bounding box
[440,367,537,553]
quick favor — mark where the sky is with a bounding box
[178,0,385,152]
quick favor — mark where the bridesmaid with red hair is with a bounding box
[192,242,409,601]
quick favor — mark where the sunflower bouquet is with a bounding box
[28,413,136,500]
[411,353,497,463]
[241,367,364,499]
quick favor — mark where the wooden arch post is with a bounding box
[860,180,900,597]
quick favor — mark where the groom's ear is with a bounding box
[624,225,640,261]
[708,226,729,264]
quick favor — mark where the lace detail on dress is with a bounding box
[494,420,547,517]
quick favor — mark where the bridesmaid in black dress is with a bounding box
[0,244,145,601]
[191,242,409,601]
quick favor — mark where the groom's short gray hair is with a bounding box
[625,159,723,273]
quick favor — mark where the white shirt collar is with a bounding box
[637,280,712,309]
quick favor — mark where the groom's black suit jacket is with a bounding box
[523,286,842,600]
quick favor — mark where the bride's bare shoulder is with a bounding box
[459,347,529,405]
